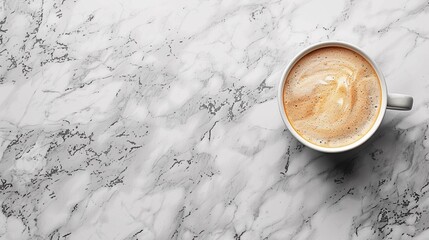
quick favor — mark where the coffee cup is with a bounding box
[277,41,413,153]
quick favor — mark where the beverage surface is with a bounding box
[283,46,382,148]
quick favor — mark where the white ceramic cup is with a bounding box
[277,41,413,153]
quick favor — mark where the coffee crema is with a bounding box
[283,47,382,148]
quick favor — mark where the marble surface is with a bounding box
[0,0,429,239]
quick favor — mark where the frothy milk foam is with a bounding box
[283,47,382,148]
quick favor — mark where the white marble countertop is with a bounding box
[1,0,429,239]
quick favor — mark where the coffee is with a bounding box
[283,46,382,148]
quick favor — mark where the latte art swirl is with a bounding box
[283,47,382,147]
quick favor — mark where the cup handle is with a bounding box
[387,93,413,111]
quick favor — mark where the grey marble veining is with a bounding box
[0,0,429,239]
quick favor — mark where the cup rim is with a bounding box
[277,41,388,153]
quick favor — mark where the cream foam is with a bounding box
[283,47,382,148]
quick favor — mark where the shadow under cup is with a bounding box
[277,41,413,153]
